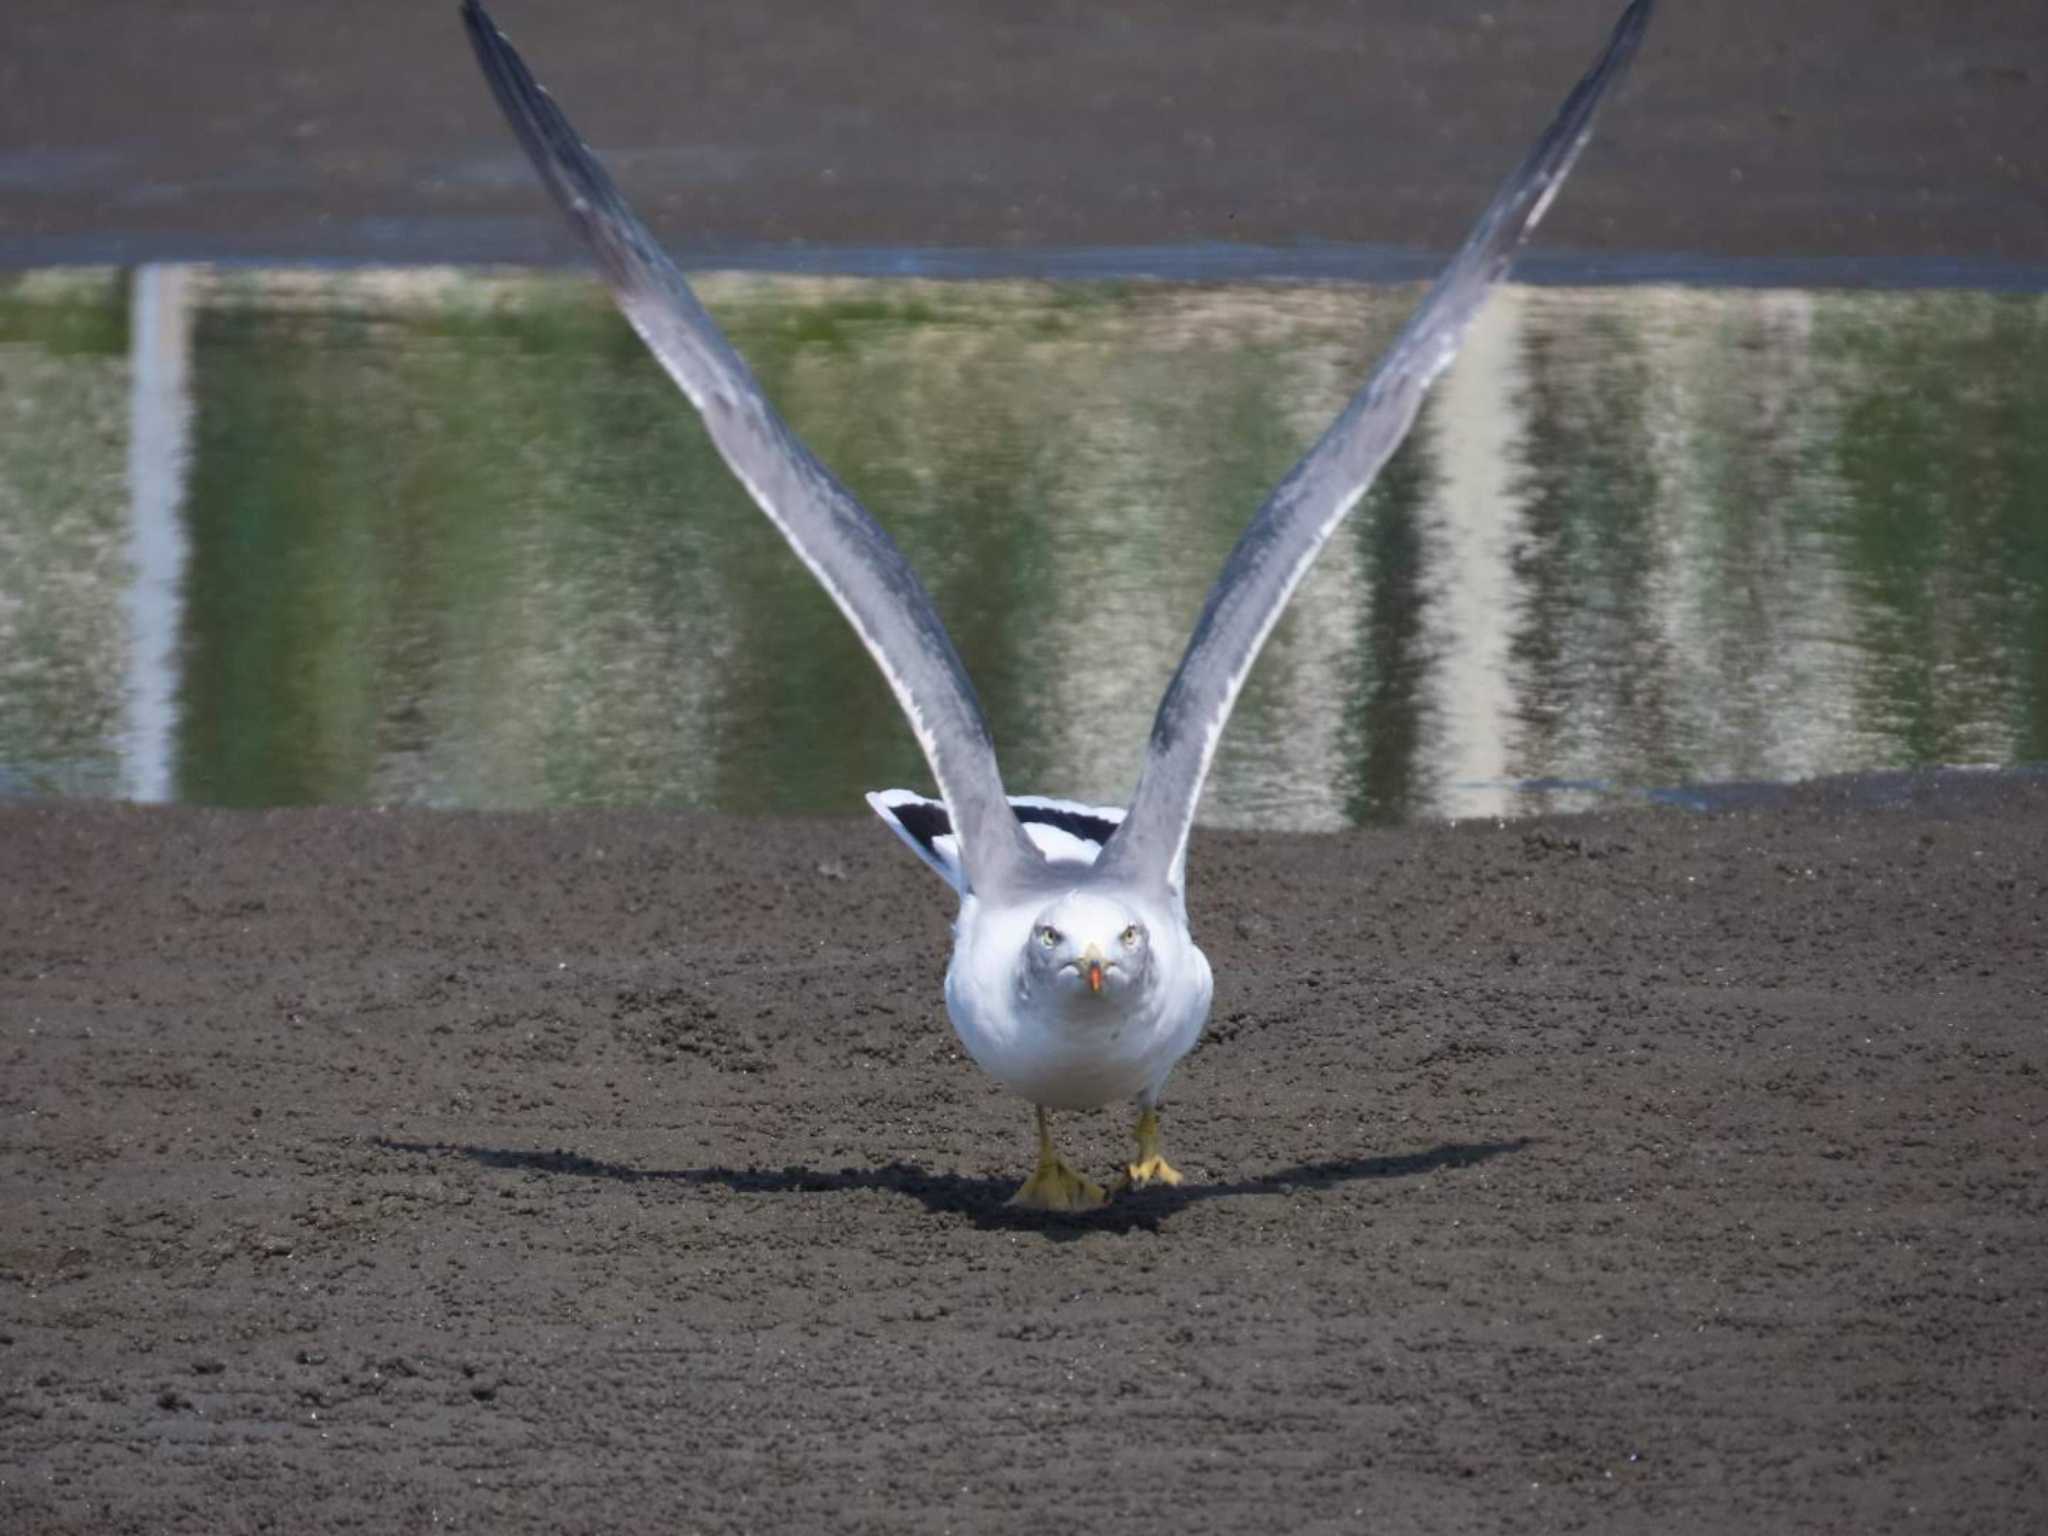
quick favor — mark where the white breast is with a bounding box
[942,895,1213,1111]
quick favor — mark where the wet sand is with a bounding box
[5,2,2048,1531]
[3,775,2044,1531]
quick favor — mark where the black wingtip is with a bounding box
[1612,0,1655,76]
[1597,0,1655,108]
[459,0,642,277]
[1457,0,1654,271]
[459,0,493,53]
[1553,0,1655,158]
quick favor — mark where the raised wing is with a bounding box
[462,0,1039,896]
[1096,0,1653,894]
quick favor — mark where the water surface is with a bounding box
[2,266,2043,827]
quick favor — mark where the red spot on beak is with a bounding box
[1087,961,1104,994]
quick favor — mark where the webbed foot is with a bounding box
[1010,1105,1108,1212]
[1116,1106,1184,1191]
[1011,1157,1109,1212]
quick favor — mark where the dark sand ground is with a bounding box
[6,1,2048,1532]
[3,0,2044,275]
[3,776,2044,1532]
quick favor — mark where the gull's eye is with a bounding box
[1121,925,1140,948]
[1039,926,1060,948]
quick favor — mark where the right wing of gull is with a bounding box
[1097,0,1654,895]
[462,0,1040,895]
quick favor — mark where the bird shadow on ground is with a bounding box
[376,1135,1532,1237]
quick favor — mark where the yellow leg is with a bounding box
[1010,1106,1107,1212]
[1118,1106,1184,1191]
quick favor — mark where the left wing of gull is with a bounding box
[461,0,1039,895]
[1097,0,1654,895]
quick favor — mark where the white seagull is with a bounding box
[462,0,1653,1209]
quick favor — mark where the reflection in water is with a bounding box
[1343,413,1435,826]
[0,267,2044,826]
[1405,287,1515,822]
[0,269,130,799]
[1510,290,1681,810]
[122,264,195,802]
[1829,293,2048,767]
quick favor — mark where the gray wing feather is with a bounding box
[1098,0,1653,893]
[462,0,1038,895]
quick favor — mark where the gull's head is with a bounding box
[1024,891,1150,1002]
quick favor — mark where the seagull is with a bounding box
[462,0,1653,1210]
